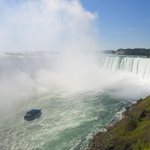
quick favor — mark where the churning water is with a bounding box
[0,53,150,150]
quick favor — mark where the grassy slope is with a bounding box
[91,96,150,150]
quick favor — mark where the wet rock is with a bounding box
[111,119,114,122]
[104,126,113,131]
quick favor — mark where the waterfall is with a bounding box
[100,56,150,82]
[1,54,150,81]
[0,53,150,93]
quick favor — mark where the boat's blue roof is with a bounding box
[27,109,41,114]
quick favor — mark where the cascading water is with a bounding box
[0,53,150,150]
[100,56,150,82]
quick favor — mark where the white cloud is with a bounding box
[0,0,100,52]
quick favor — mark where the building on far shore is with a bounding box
[115,49,125,55]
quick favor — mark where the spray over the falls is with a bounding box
[0,54,150,108]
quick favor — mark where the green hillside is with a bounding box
[91,96,150,150]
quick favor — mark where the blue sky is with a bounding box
[81,0,150,50]
[0,0,150,51]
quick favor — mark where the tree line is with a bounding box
[104,48,150,57]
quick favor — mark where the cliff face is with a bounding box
[90,96,150,150]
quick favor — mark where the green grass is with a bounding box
[96,96,150,150]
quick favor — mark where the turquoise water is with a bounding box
[0,90,132,150]
[0,53,150,149]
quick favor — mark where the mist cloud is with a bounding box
[0,0,100,52]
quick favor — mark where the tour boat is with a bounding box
[24,109,42,121]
